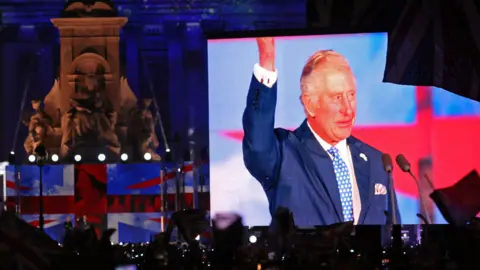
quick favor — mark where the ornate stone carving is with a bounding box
[128,99,161,160]
[44,79,62,126]
[59,86,121,158]
[62,0,117,18]
[25,1,157,162]
[23,100,53,154]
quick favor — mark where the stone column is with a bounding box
[165,21,187,158]
[183,23,208,152]
[125,25,140,96]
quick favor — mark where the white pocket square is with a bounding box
[374,183,387,195]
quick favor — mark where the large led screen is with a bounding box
[208,32,480,226]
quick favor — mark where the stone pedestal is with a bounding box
[50,17,128,114]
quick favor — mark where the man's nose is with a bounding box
[340,98,353,115]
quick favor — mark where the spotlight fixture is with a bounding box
[98,153,106,162]
[166,148,171,153]
[8,151,15,164]
[51,154,59,162]
[120,153,128,161]
[165,151,173,163]
[249,235,257,244]
[74,154,82,162]
[144,152,152,161]
[28,155,36,163]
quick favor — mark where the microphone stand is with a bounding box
[175,163,181,212]
[181,164,186,209]
[175,162,186,211]
[15,169,21,216]
[387,172,397,225]
[160,166,167,232]
[388,172,402,265]
[188,106,199,210]
[38,161,44,231]
[199,174,205,209]
[174,162,184,242]
[385,168,402,268]
[409,171,433,224]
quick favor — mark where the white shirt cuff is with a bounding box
[253,63,278,88]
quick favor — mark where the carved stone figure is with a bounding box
[24,100,53,154]
[128,99,161,160]
[60,75,120,158]
[22,1,163,162]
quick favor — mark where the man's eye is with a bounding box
[334,95,342,100]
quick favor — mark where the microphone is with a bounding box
[381,154,397,224]
[416,213,429,225]
[381,153,393,173]
[395,154,433,224]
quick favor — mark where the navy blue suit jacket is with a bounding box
[242,75,401,227]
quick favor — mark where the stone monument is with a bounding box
[24,0,160,162]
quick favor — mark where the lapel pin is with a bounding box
[359,153,368,162]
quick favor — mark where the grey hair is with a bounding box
[299,50,354,108]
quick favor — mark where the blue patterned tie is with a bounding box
[327,147,354,222]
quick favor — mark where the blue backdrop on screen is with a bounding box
[107,163,163,195]
[107,163,199,243]
[6,165,75,242]
[5,163,203,243]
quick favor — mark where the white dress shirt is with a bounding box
[253,63,362,224]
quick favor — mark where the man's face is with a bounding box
[305,69,356,144]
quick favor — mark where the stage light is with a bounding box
[144,152,152,161]
[195,235,200,241]
[74,154,82,162]
[98,153,106,162]
[8,152,15,164]
[166,148,171,152]
[120,153,128,161]
[51,154,59,162]
[28,155,36,163]
[249,235,257,243]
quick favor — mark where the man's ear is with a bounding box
[301,93,316,117]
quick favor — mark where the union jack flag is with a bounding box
[5,162,209,243]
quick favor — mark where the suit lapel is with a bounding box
[295,121,343,222]
[347,137,373,224]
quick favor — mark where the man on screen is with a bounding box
[242,37,401,226]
